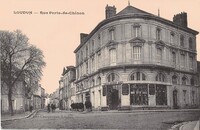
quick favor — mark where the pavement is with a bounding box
[1,109,38,122]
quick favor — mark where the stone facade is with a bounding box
[74,5,199,110]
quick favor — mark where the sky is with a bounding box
[1,0,200,94]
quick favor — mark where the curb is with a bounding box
[1,109,39,122]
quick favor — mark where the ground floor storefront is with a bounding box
[76,82,199,110]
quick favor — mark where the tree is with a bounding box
[0,30,46,115]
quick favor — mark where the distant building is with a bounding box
[73,4,199,110]
[61,66,76,109]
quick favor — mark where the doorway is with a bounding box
[107,85,120,110]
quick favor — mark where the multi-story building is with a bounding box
[74,4,199,110]
[62,66,76,109]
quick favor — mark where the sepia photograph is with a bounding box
[1,0,200,129]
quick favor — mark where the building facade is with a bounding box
[61,66,76,109]
[74,4,199,110]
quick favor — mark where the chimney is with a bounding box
[173,12,188,28]
[80,33,88,44]
[105,5,116,19]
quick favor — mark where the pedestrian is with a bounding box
[47,104,50,113]
[51,104,54,112]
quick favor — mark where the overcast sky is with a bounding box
[1,0,200,94]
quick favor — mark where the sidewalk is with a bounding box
[1,110,37,122]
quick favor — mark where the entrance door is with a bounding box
[173,90,178,109]
[107,85,119,110]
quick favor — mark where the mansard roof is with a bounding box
[74,5,198,53]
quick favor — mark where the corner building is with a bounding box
[74,4,199,110]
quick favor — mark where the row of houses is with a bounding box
[1,78,46,114]
[57,4,200,110]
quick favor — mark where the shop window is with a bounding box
[130,84,148,105]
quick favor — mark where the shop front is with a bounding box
[101,83,169,110]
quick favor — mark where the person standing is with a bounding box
[47,104,50,113]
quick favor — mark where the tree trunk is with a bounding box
[8,86,14,116]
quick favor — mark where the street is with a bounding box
[1,110,200,129]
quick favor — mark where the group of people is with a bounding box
[47,104,56,113]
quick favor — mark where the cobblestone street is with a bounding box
[1,110,200,129]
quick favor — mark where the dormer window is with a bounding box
[156,28,161,40]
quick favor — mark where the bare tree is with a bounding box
[0,30,46,115]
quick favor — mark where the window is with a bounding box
[109,28,115,40]
[86,46,88,57]
[130,84,148,105]
[190,78,194,86]
[189,38,193,49]
[156,73,165,82]
[109,48,116,65]
[180,35,184,47]
[133,25,141,37]
[107,73,119,82]
[86,61,88,73]
[92,40,94,52]
[156,28,161,40]
[130,72,146,81]
[133,46,141,60]
[170,32,175,44]
[92,79,95,87]
[189,56,193,69]
[157,48,162,63]
[172,75,178,85]
[180,54,186,68]
[183,90,187,104]
[91,57,95,72]
[172,52,176,66]
[97,76,101,85]
[192,91,195,104]
[98,52,101,68]
[182,77,187,85]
